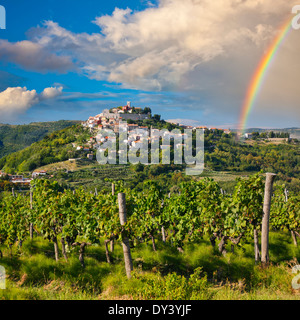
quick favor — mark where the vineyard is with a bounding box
[0,173,300,299]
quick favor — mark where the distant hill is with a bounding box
[242,127,300,133]
[279,128,300,139]
[0,117,299,195]
[233,128,300,139]
[0,120,81,159]
[0,123,94,174]
[0,115,181,174]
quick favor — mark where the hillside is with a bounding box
[0,114,299,192]
[0,120,80,159]
[0,112,183,175]
[237,128,300,139]
[0,123,90,174]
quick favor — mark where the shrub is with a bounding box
[130,267,212,300]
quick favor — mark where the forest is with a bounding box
[0,120,80,159]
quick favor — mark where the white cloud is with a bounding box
[2,0,299,126]
[0,40,74,73]
[41,86,63,99]
[0,87,39,113]
[27,0,289,89]
[0,86,63,120]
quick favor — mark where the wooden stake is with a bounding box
[284,188,288,203]
[118,193,133,279]
[110,183,116,250]
[29,190,33,240]
[254,228,260,263]
[261,173,276,266]
[53,237,59,262]
[112,183,115,196]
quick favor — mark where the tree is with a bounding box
[269,131,275,138]
[144,107,152,114]
[152,114,161,121]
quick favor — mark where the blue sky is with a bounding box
[0,0,299,129]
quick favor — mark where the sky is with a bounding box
[0,0,299,129]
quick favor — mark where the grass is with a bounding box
[0,232,300,300]
[42,161,135,192]
[198,169,253,194]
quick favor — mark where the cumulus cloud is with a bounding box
[40,86,63,99]
[2,0,299,126]
[0,40,74,73]
[22,0,296,92]
[0,86,63,120]
[0,87,39,113]
[88,0,290,88]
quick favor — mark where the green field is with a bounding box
[37,160,252,194]
[39,160,135,191]
[0,231,299,300]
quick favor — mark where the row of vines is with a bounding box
[0,173,299,269]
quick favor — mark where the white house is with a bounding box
[32,171,47,178]
[244,133,253,139]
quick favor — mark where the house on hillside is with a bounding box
[128,124,139,131]
[32,170,47,179]
[244,133,253,139]
[11,176,32,184]
[122,105,131,112]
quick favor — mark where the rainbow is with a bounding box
[238,18,293,135]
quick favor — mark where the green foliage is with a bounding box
[0,124,85,173]
[205,131,299,178]
[231,173,264,233]
[0,121,80,159]
[271,186,300,233]
[129,181,164,248]
[0,192,29,248]
[0,173,298,271]
[0,118,299,196]
[0,229,298,300]
[131,267,210,300]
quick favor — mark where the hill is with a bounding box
[236,127,300,139]
[0,123,92,174]
[0,115,299,193]
[0,120,81,159]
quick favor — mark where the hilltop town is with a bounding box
[78,102,232,163]
[83,102,151,130]
[82,101,231,132]
[0,102,231,188]
[0,102,298,195]
[1,102,293,190]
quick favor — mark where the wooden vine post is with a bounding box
[118,193,133,279]
[29,189,34,240]
[261,173,276,266]
[110,183,116,252]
